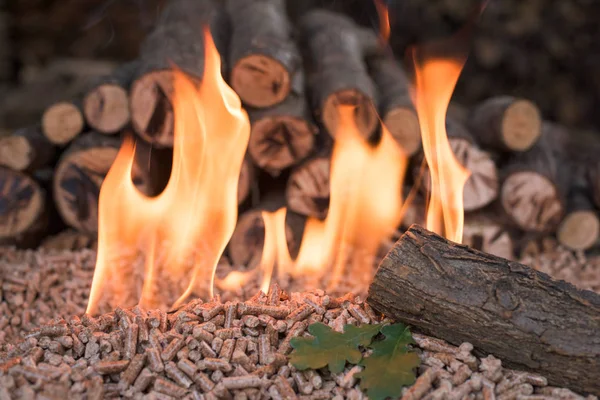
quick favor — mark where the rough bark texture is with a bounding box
[368,225,600,396]
[41,100,85,145]
[367,54,421,156]
[557,190,599,251]
[468,96,542,152]
[83,61,139,134]
[298,10,379,140]
[500,123,570,233]
[247,82,317,176]
[286,155,330,219]
[227,0,301,108]
[0,126,56,171]
[129,0,229,147]
[0,166,47,247]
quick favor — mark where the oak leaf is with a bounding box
[289,322,381,373]
[357,323,420,400]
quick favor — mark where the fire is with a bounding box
[87,28,250,314]
[259,106,408,291]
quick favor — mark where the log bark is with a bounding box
[0,167,47,247]
[468,96,542,152]
[129,0,229,147]
[227,0,301,108]
[557,190,600,251]
[368,225,600,396]
[83,61,138,135]
[41,100,85,145]
[247,80,317,176]
[0,126,56,171]
[414,119,499,211]
[53,133,153,233]
[367,55,421,156]
[462,212,514,259]
[500,123,570,233]
[286,155,330,219]
[298,10,379,140]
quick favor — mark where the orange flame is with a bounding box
[87,28,250,314]
[374,0,390,44]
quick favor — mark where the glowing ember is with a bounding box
[87,28,250,314]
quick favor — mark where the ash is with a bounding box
[0,248,598,399]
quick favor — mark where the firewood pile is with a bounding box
[1,0,599,271]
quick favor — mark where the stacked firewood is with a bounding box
[0,0,599,263]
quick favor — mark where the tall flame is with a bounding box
[87,28,250,314]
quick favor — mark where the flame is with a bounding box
[374,0,390,44]
[87,28,250,314]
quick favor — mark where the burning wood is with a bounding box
[368,225,600,396]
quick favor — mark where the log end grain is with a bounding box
[228,209,267,269]
[322,89,378,140]
[384,107,421,156]
[0,167,46,243]
[41,102,84,145]
[83,84,130,134]
[286,157,330,219]
[557,210,600,251]
[462,214,514,259]
[0,135,32,171]
[231,55,291,108]
[129,70,175,148]
[249,116,317,174]
[501,171,564,232]
[502,99,542,151]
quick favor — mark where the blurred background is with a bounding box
[1,0,599,135]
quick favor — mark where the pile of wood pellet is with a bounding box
[0,283,596,400]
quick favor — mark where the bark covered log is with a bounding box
[247,75,317,175]
[298,10,379,140]
[83,61,138,135]
[129,0,229,147]
[368,225,600,396]
[500,122,570,233]
[367,54,421,156]
[468,96,542,152]
[0,126,56,171]
[0,167,47,247]
[227,0,301,108]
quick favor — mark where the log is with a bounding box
[0,126,56,171]
[227,0,301,108]
[368,225,600,396]
[462,212,514,259]
[468,96,542,152]
[41,100,85,145]
[557,190,600,251]
[286,155,330,219]
[298,10,379,140]
[238,155,255,205]
[40,229,97,252]
[129,0,228,147]
[0,167,47,247]
[367,54,421,156]
[227,199,300,269]
[500,123,569,233]
[247,82,318,176]
[82,61,138,135]
[414,119,499,211]
[53,133,153,233]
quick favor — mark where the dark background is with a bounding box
[1,0,599,135]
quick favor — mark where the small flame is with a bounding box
[374,0,390,44]
[87,28,250,314]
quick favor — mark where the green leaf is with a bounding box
[357,323,421,400]
[289,322,381,373]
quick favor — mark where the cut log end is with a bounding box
[286,157,330,219]
[231,55,291,108]
[228,210,266,269]
[502,171,564,232]
[502,99,542,151]
[130,70,175,147]
[0,168,45,241]
[463,215,514,260]
[557,210,600,251]
[384,107,421,156]
[249,116,316,174]
[41,102,84,145]
[83,84,130,134]
[0,136,32,171]
[322,89,378,139]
